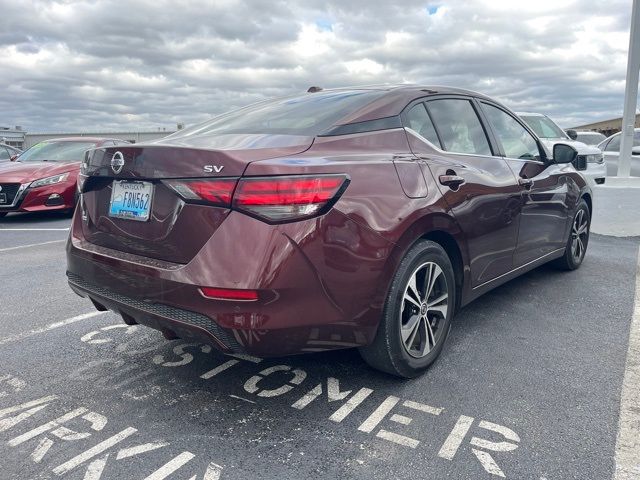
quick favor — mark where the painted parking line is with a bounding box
[0,239,66,253]
[0,311,106,346]
[614,245,640,480]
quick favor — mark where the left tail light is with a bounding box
[163,174,349,223]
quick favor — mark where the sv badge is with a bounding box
[204,165,224,173]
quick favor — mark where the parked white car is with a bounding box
[597,128,640,177]
[572,131,607,146]
[518,112,606,186]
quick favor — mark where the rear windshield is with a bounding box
[168,90,387,137]
[18,141,97,162]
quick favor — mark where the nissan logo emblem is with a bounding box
[111,151,125,174]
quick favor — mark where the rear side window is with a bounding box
[482,103,540,160]
[426,99,492,155]
[404,103,441,147]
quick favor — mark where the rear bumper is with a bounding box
[66,208,392,356]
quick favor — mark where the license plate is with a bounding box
[108,180,153,221]
[0,193,6,204]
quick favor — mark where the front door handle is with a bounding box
[439,174,466,190]
[518,178,534,190]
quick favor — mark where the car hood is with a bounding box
[540,139,601,154]
[0,161,80,183]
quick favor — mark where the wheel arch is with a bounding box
[581,191,592,217]
[376,212,469,314]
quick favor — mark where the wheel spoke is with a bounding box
[427,292,448,308]
[425,264,443,302]
[428,303,448,318]
[403,293,421,309]
[407,274,421,305]
[403,314,421,348]
[424,318,436,353]
[577,223,588,235]
[577,237,584,258]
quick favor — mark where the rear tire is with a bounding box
[359,240,456,378]
[553,199,590,270]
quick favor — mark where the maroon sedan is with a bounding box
[0,137,128,218]
[67,86,591,377]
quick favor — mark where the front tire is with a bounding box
[359,240,456,378]
[553,199,590,270]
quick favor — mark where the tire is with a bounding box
[553,199,590,270]
[359,240,456,378]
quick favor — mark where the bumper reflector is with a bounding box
[200,287,259,301]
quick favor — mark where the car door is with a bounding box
[478,101,572,267]
[403,97,522,287]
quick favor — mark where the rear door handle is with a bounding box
[518,178,534,189]
[439,174,466,190]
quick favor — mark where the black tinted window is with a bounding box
[482,104,540,160]
[426,99,491,155]
[166,90,387,137]
[404,103,441,147]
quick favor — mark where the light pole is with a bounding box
[617,0,640,177]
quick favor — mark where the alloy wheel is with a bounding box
[400,261,449,358]
[571,209,589,262]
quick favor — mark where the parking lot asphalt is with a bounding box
[0,212,639,480]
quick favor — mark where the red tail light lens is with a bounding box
[200,287,259,301]
[164,179,237,206]
[233,174,349,223]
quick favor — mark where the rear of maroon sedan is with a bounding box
[67,89,407,357]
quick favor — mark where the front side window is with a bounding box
[0,147,10,160]
[483,104,540,160]
[426,99,492,155]
[17,141,97,163]
[404,103,441,147]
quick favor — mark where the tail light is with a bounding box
[200,287,259,301]
[233,174,349,222]
[164,179,237,207]
[163,174,349,223]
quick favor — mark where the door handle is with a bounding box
[518,178,534,189]
[439,174,466,190]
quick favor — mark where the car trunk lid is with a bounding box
[79,134,313,264]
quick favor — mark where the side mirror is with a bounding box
[552,143,578,164]
[632,146,640,156]
[566,129,578,140]
[9,154,18,161]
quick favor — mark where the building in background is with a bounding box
[0,126,26,149]
[570,113,640,137]
[22,127,179,149]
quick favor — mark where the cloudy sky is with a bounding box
[0,0,634,133]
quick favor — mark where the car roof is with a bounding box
[319,84,499,125]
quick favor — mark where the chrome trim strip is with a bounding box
[472,248,565,291]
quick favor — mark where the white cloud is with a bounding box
[0,0,635,132]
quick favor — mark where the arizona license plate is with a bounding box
[108,180,153,221]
